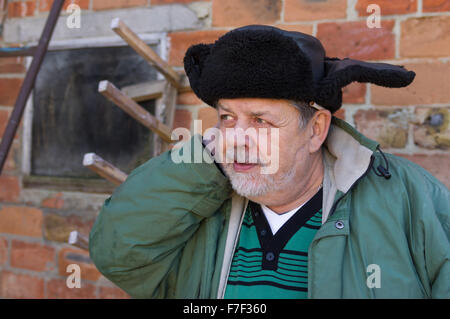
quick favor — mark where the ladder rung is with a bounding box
[111,18,181,89]
[68,230,89,250]
[83,152,128,185]
[98,80,174,143]
[178,73,192,93]
[121,80,165,102]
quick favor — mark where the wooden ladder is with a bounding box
[69,19,192,250]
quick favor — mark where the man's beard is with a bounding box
[221,162,297,198]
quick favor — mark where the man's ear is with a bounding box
[308,109,332,153]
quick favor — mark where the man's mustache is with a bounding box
[224,147,270,165]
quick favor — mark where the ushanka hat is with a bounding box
[183,25,416,113]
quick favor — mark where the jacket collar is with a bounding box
[321,116,379,222]
[324,117,379,193]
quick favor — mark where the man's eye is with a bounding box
[255,117,268,124]
[220,114,233,121]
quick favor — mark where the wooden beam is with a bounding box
[121,80,165,102]
[178,73,192,93]
[83,152,128,185]
[68,230,89,250]
[160,83,178,153]
[122,75,192,103]
[111,18,181,89]
[98,80,174,143]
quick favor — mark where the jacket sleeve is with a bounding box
[422,180,450,299]
[403,158,450,298]
[89,134,233,298]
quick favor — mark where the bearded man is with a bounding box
[89,25,450,299]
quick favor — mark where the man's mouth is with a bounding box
[233,161,258,172]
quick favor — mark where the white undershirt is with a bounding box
[260,202,306,235]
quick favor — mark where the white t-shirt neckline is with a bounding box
[260,202,306,235]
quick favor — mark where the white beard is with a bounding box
[222,162,297,198]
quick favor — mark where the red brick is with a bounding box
[41,192,64,209]
[176,91,203,105]
[423,0,450,12]
[169,30,226,66]
[0,109,9,138]
[8,1,36,18]
[356,0,417,16]
[0,206,43,237]
[46,278,96,299]
[198,106,218,134]
[317,20,395,61]
[342,82,366,104]
[212,0,281,27]
[0,141,20,172]
[284,0,347,22]
[98,286,130,299]
[173,109,192,131]
[152,0,207,4]
[10,240,55,272]
[333,108,345,121]
[39,0,90,11]
[354,108,409,148]
[65,0,89,10]
[0,271,45,299]
[0,109,19,140]
[0,78,23,106]
[58,247,102,282]
[0,175,21,203]
[274,24,313,34]
[0,57,26,73]
[0,237,7,266]
[395,154,450,189]
[92,0,147,11]
[371,61,450,106]
[400,16,450,58]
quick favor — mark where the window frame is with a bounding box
[21,33,168,193]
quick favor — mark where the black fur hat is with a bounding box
[183,25,416,113]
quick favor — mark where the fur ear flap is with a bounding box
[315,57,416,113]
[183,44,213,101]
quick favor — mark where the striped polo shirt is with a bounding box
[224,188,323,299]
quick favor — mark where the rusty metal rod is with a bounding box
[0,0,65,174]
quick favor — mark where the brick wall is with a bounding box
[0,0,449,298]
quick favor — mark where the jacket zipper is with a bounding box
[309,154,376,298]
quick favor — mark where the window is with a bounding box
[22,38,164,192]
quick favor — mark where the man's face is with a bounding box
[216,98,316,198]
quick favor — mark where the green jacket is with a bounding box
[89,117,450,299]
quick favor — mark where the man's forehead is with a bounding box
[217,98,295,116]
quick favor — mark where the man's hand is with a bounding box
[202,123,227,176]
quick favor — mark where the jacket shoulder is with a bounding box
[383,153,447,189]
[361,151,449,235]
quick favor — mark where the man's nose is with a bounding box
[225,121,254,148]
[224,123,259,161]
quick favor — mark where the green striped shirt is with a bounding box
[224,188,323,299]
